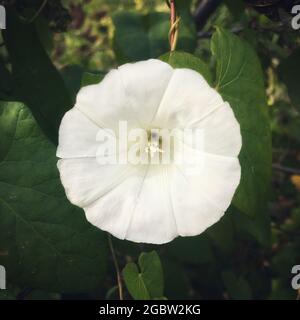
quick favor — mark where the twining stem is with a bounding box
[169,0,176,47]
[108,234,124,300]
[168,0,180,51]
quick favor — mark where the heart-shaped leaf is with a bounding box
[211,27,272,217]
[123,251,164,300]
[0,101,108,293]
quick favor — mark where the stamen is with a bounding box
[145,142,164,158]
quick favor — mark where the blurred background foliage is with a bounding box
[0,0,300,300]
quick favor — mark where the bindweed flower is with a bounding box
[57,59,242,244]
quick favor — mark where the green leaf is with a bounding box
[279,49,300,111]
[61,67,105,103]
[175,0,193,11]
[138,251,164,298]
[81,71,106,87]
[112,12,150,63]
[147,12,171,59]
[3,9,72,144]
[207,214,235,254]
[123,250,164,300]
[60,65,84,104]
[160,51,213,85]
[231,206,271,247]
[35,16,54,53]
[123,263,150,300]
[224,0,245,20]
[112,11,196,64]
[211,27,272,217]
[222,271,252,300]
[0,59,13,100]
[0,101,108,293]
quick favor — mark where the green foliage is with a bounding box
[112,11,196,63]
[164,235,214,265]
[0,101,108,293]
[112,11,150,63]
[222,271,252,300]
[123,251,165,300]
[81,72,106,87]
[0,59,13,100]
[61,67,105,103]
[279,49,300,111]
[223,0,245,20]
[0,0,298,301]
[61,65,84,104]
[3,9,72,144]
[231,207,271,248]
[211,27,272,218]
[160,51,213,84]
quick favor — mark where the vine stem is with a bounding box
[108,234,124,300]
[168,0,180,51]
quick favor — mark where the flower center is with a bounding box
[144,131,164,158]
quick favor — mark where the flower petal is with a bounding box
[123,166,178,244]
[118,59,173,126]
[169,153,240,236]
[75,59,173,131]
[83,170,146,240]
[152,68,224,128]
[57,158,138,207]
[84,166,178,244]
[57,107,113,159]
[57,60,242,244]
[197,102,241,157]
[184,102,242,157]
[75,69,136,132]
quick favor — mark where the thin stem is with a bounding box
[272,163,300,175]
[27,0,48,24]
[170,0,176,47]
[168,0,180,51]
[108,234,124,300]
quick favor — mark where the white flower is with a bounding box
[57,59,242,244]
